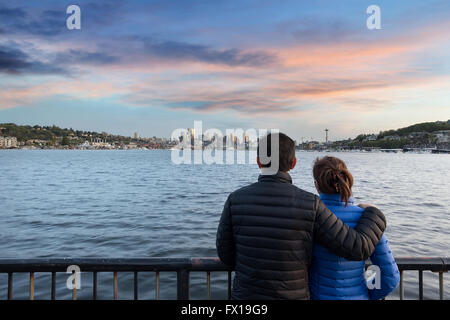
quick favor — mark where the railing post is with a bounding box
[29,272,35,300]
[113,271,118,300]
[418,270,423,300]
[155,271,160,300]
[7,272,13,300]
[93,271,98,300]
[399,270,404,300]
[72,270,77,300]
[177,270,190,300]
[439,272,444,300]
[228,271,232,300]
[206,272,211,300]
[51,272,56,300]
[134,271,138,300]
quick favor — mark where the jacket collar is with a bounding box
[319,193,354,206]
[258,171,292,184]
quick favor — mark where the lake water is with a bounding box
[0,150,448,299]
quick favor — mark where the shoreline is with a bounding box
[1,148,449,154]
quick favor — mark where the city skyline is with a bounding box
[0,1,449,143]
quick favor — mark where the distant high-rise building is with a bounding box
[185,128,196,146]
[187,128,195,139]
[134,132,140,139]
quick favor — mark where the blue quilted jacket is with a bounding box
[309,193,400,300]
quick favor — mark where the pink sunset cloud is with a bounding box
[1,17,449,126]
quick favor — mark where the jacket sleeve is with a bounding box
[313,197,386,261]
[367,234,400,300]
[216,195,235,267]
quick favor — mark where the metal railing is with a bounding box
[0,257,447,300]
[395,257,448,300]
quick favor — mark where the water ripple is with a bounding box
[0,150,448,299]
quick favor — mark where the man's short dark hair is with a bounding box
[257,132,295,172]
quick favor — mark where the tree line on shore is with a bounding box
[328,120,450,150]
[0,124,170,148]
[1,120,449,150]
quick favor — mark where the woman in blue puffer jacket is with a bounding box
[309,156,400,300]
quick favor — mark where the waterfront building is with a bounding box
[0,136,18,148]
[408,132,428,138]
[78,141,93,149]
[434,130,450,143]
[25,139,48,146]
[383,135,401,141]
[364,134,378,141]
[128,143,138,149]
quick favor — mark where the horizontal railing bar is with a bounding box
[0,257,447,273]
[443,257,450,270]
[190,258,233,271]
[0,258,194,272]
[391,257,447,271]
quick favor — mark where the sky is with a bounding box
[0,0,449,142]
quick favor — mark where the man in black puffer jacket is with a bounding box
[216,133,386,300]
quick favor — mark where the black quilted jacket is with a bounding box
[216,171,386,300]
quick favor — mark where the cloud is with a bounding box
[0,1,449,126]
[0,40,121,75]
[277,16,358,44]
[0,5,66,37]
[93,36,278,68]
[0,44,65,75]
[54,49,120,66]
[141,39,277,67]
[82,2,126,26]
[0,6,27,19]
[0,80,128,110]
[278,79,390,97]
[0,3,126,38]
